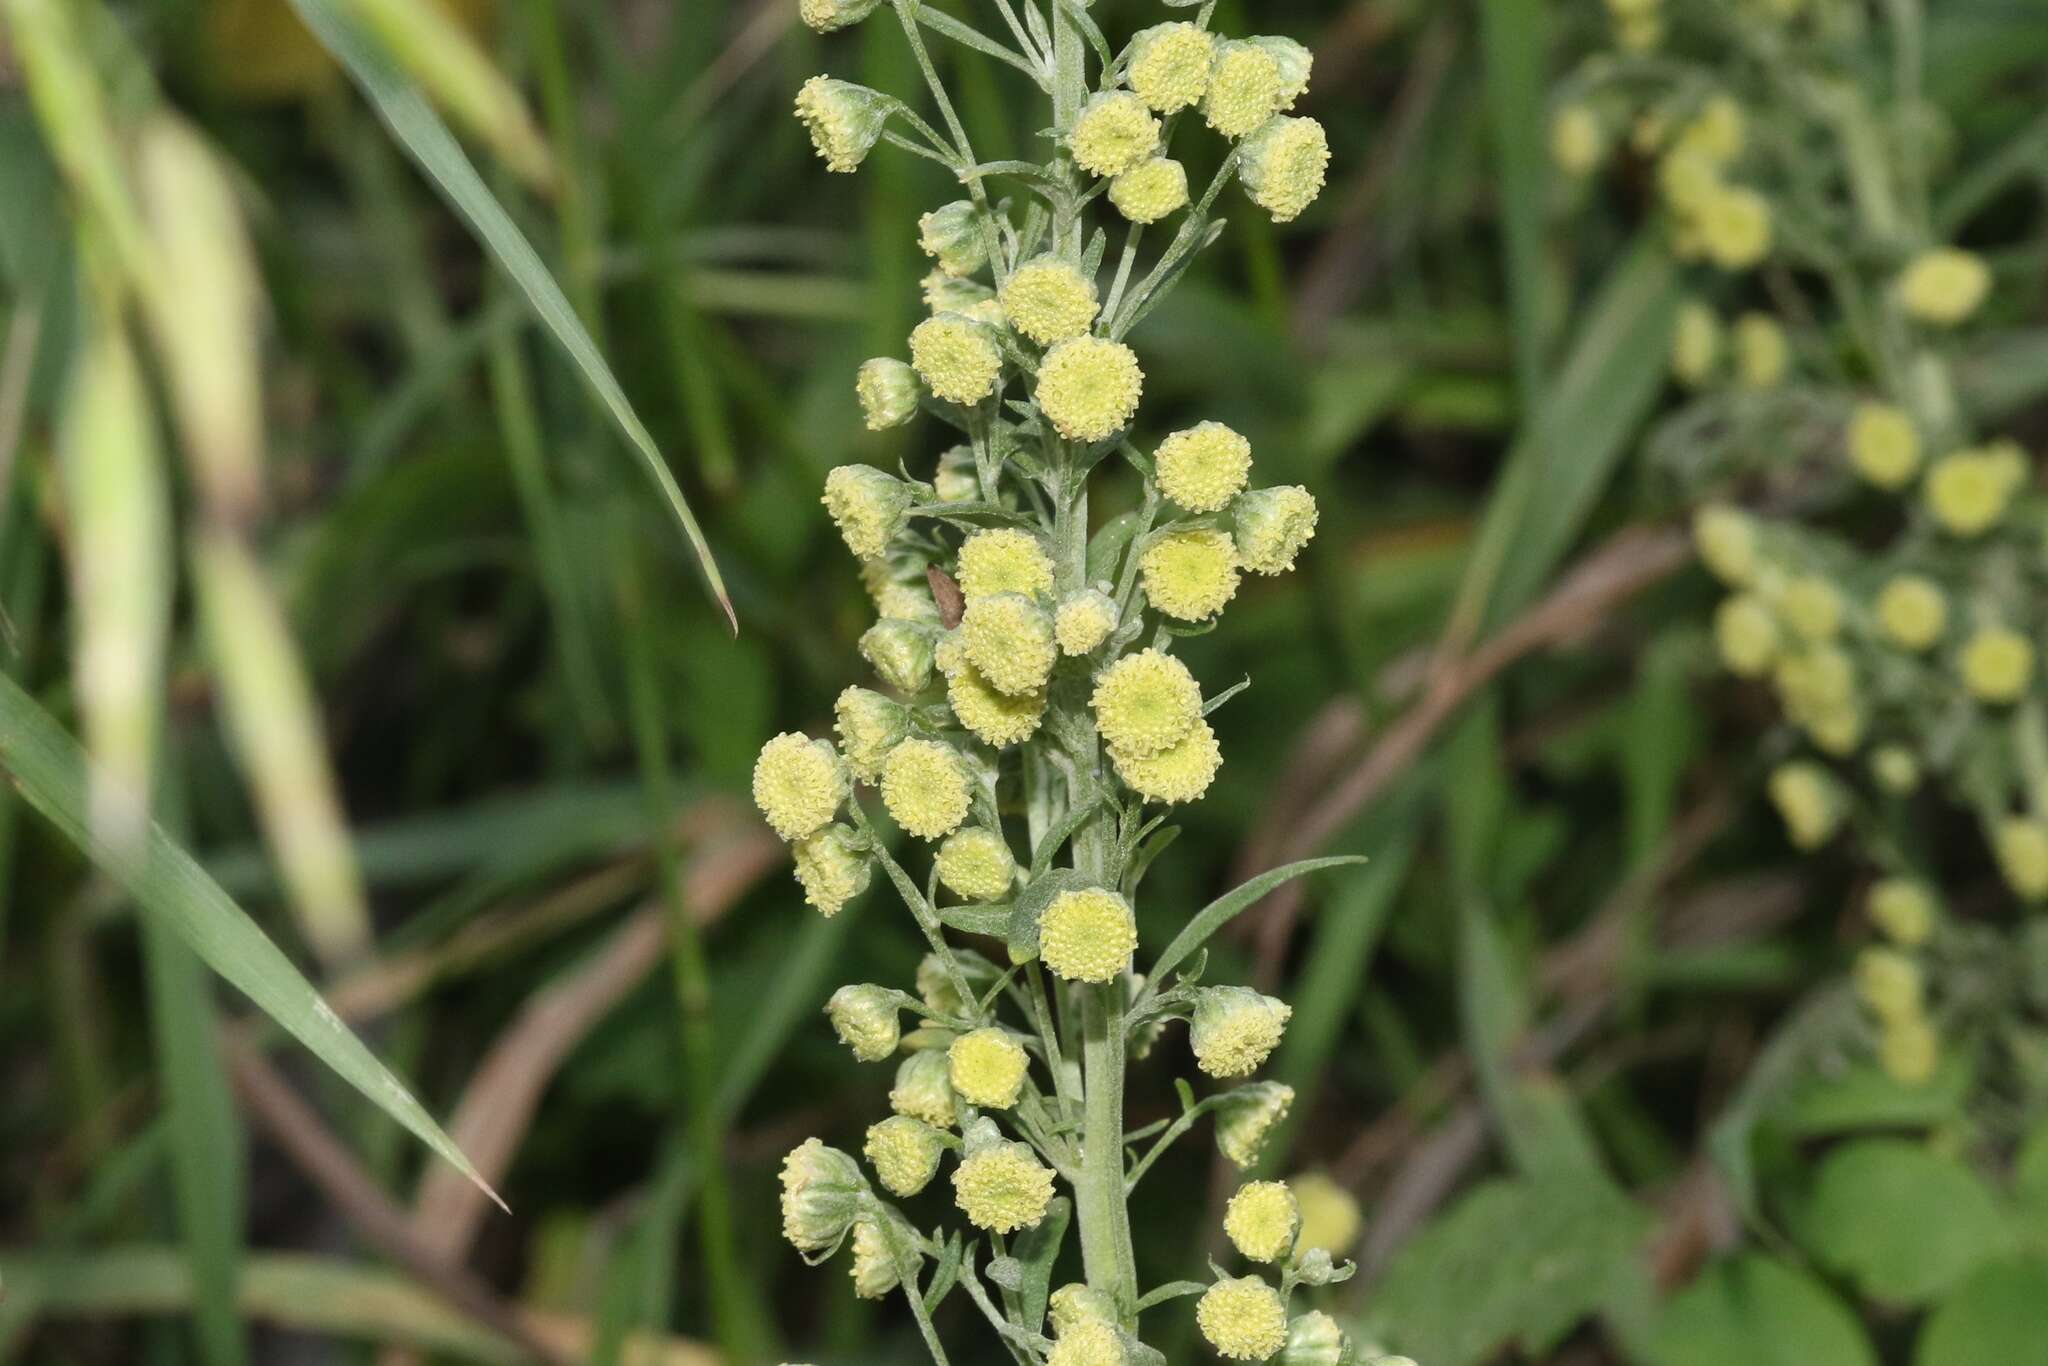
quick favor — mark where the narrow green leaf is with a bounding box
[284,0,734,631]
[0,673,499,1205]
[1478,0,1549,407]
[1146,855,1365,988]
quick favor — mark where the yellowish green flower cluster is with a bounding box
[767,3,1349,1360]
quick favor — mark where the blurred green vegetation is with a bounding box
[2,0,2048,1363]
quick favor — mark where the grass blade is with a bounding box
[0,672,500,1205]
[285,0,736,631]
[1479,0,1549,407]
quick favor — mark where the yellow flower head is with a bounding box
[1204,41,1285,140]
[849,1215,906,1299]
[1112,716,1223,804]
[1037,337,1145,443]
[1071,91,1161,178]
[1551,105,1604,176]
[880,738,971,840]
[1055,590,1120,656]
[1781,575,1843,642]
[890,1050,956,1126]
[952,1137,1055,1232]
[1110,157,1191,223]
[1196,1276,1288,1361]
[859,618,937,693]
[1997,818,2048,899]
[1868,879,1934,947]
[864,1115,944,1197]
[1239,116,1331,223]
[1871,745,1921,795]
[1224,1181,1301,1263]
[779,1138,864,1255]
[1734,312,1789,389]
[795,76,891,172]
[946,657,1048,747]
[1281,1310,1352,1366]
[799,0,882,32]
[910,314,1002,405]
[793,824,872,917]
[1092,647,1202,757]
[1290,1171,1361,1254]
[1880,1015,1938,1086]
[1877,575,1946,652]
[935,826,1016,902]
[753,732,848,841]
[823,464,914,560]
[1156,422,1253,513]
[919,200,988,278]
[1192,986,1292,1078]
[1960,626,2034,703]
[1001,256,1100,345]
[961,593,1057,696]
[835,687,908,781]
[1215,1081,1294,1167]
[1714,594,1779,678]
[948,1027,1029,1108]
[1039,887,1139,983]
[1142,528,1241,621]
[1129,22,1215,113]
[956,527,1054,601]
[1847,403,1922,489]
[1698,185,1773,271]
[1658,147,1723,216]
[1899,248,1990,325]
[1671,301,1722,387]
[1679,93,1745,165]
[1854,946,1924,1023]
[826,983,900,1062]
[1768,761,1843,851]
[856,357,919,430]
[1925,448,2021,536]
[1805,705,1865,759]
[1235,486,1319,574]
[1047,1318,1126,1366]
[1693,504,1758,586]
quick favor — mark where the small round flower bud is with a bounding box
[1877,576,1946,652]
[1071,92,1161,178]
[949,1027,1029,1109]
[1926,447,2021,535]
[1039,888,1138,983]
[1847,403,1922,489]
[859,619,938,694]
[1714,594,1778,677]
[753,733,848,841]
[1806,707,1864,760]
[1677,93,1744,165]
[1734,312,1788,389]
[1142,528,1241,621]
[1113,716,1223,805]
[1055,590,1119,656]
[1037,337,1144,443]
[1215,1081,1294,1167]
[1110,157,1191,223]
[794,76,892,172]
[961,593,1057,696]
[1854,947,1923,1023]
[1204,41,1285,140]
[1767,761,1843,851]
[1693,504,1758,586]
[910,314,1002,405]
[793,823,872,917]
[1998,819,2048,899]
[1093,648,1201,757]
[835,687,909,781]
[952,1134,1055,1232]
[946,658,1048,747]
[827,984,901,1061]
[880,738,971,840]
[779,1138,864,1255]
[1049,1284,1119,1336]
[936,826,1017,902]
[1156,421,1253,513]
[798,0,882,32]
[1290,1171,1361,1254]
[1671,302,1722,387]
[1781,575,1842,642]
[922,271,1001,324]
[956,528,1054,602]
[1551,105,1604,176]
[847,1215,905,1298]
[1698,185,1772,271]
[822,464,915,560]
[1197,1276,1289,1361]
[916,952,980,1017]
[918,200,989,278]
[1869,879,1934,947]
[864,1115,945,1197]
[1871,745,1921,795]
[856,357,919,430]
[1880,1015,1938,1085]
[1898,248,1990,325]
[933,445,979,502]
[1658,145,1721,216]
[1129,22,1215,113]
[1235,486,1319,575]
[1047,1317,1127,1366]
[1961,626,2034,703]
[1251,35,1314,106]
[890,1049,956,1126]
[1000,256,1100,346]
[1224,1181,1301,1263]
[1192,986,1292,1078]
[1239,116,1331,223]
[1280,1311,1354,1366]
[862,556,940,624]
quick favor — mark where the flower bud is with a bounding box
[1961,626,2034,703]
[1049,1283,1120,1336]
[856,357,919,430]
[1854,947,1923,1023]
[864,1114,945,1196]
[1129,23,1215,113]
[957,528,1055,601]
[890,1049,957,1126]
[1110,157,1191,223]
[946,658,1048,748]
[1290,1170,1361,1254]
[827,984,902,1061]
[849,1211,916,1298]
[1281,1311,1355,1366]
[915,952,975,1017]
[948,1027,1029,1109]
[1197,1276,1288,1361]
[1093,647,1201,757]
[793,823,871,917]
[1235,486,1319,574]
[1780,575,1842,642]
[1215,1081,1295,1167]
[1157,421,1253,514]
[1898,248,1990,325]
[1000,256,1100,346]
[1734,312,1788,389]
[1869,879,1934,947]
[1239,116,1331,223]
[859,619,938,694]
[910,314,1003,405]
[794,76,892,172]
[923,270,1000,320]
[861,555,941,624]
[961,593,1058,696]
[1192,986,1292,1078]
[1698,185,1772,271]
[1142,529,1241,621]
[753,732,848,841]
[1551,105,1604,176]
[918,200,989,277]
[1071,91,1161,178]
[1112,717,1223,805]
[1037,337,1145,443]
[798,0,883,32]
[823,464,916,560]
[1055,590,1119,656]
[779,1138,864,1256]
[1671,302,1722,387]
[835,687,909,781]
[1224,1180,1301,1263]
[880,738,971,840]
[1871,746,1921,795]
[1251,36,1315,109]
[936,826,1017,902]
[1039,887,1138,983]
[1693,504,1758,586]
[1204,41,1285,140]
[1767,761,1844,851]
[1925,446,2022,536]
[933,445,980,503]
[1880,1015,1938,1085]
[1877,575,1946,652]
[1997,819,2048,899]
[1847,403,1921,489]
[1046,1317,1127,1366]
[952,1119,1054,1231]
[1713,595,1778,678]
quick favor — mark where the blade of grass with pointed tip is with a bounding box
[284,0,734,631]
[0,672,499,1205]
